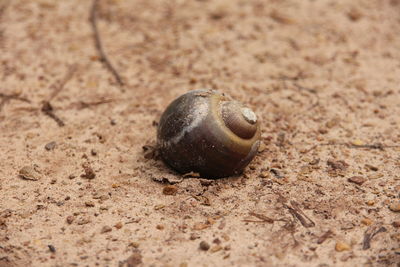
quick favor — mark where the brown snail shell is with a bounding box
[157,89,261,178]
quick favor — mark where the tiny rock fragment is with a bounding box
[193,223,209,230]
[365,164,378,171]
[213,238,221,244]
[199,241,210,251]
[48,244,56,253]
[317,230,333,244]
[126,250,142,267]
[258,142,266,152]
[270,168,284,178]
[162,185,178,196]
[45,141,56,151]
[318,128,328,134]
[101,225,112,233]
[270,9,295,24]
[361,218,373,226]
[348,176,366,185]
[392,221,400,228]
[85,201,95,207]
[76,216,91,225]
[347,8,363,21]
[115,222,123,229]
[366,200,375,206]
[326,118,340,128]
[66,215,75,224]
[335,241,351,252]
[210,245,223,253]
[368,173,383,179]
[90,149,97,156]
[351,139,364,146]
[392,233,400,242]
[154,204,165,210]
[129,242,140,248]
[0,219,6,229]
[19,165,41,181]
[222,233,230,241]
[81,163,96,179]
[389,202,400,212]
[156,224,164,230]
[327,160,349,171]
[190,233,200,240]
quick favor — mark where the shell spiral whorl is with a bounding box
[157,89,261,178]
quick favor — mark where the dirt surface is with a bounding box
[0,0,399,266]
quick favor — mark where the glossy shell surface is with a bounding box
[157,89,261,178]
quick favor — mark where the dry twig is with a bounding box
[48,64,77,101]
[362,225,387,250]
[76,99,114,109]
[244,212,275,224]
[285,201,315,228]
[41,101,65,127]
[40,65,77,126]
[0,93,30,113]
[317,230,333,244]
[90,0,124,87]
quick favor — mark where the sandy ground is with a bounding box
[0,0,399,266]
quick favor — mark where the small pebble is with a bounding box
[190,233,200,240]
[48,244,56,253]
[76,217,91,225]
[199,241,210,251]
[210,245,222,253]
[366,200,375,206]
[351,139,364,146]
[85,201,95,207]
[213,238,221,244]
[19,165,41,181]
[114,222,123,229]
[327,160,349,171]
[192,223,209,230]
[156,224,164,230]
[347,176,366,185]
[129,242,140,248]
[162,185,178,196]
[101,226,112,233]
[389,202,400,212]
[66,215,75,224]
[392,221,400,228]
[45,141,56,151]
[361,218,373,226]
[81,163,96,179]
[126,251,142,267]
[91,149,97,156]
[335,241,351,252]
[365,164,378,171]
[257,142,266,152]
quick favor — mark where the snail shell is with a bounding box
[157,89,261,178]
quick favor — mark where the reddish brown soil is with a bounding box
[0,0,399,266]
